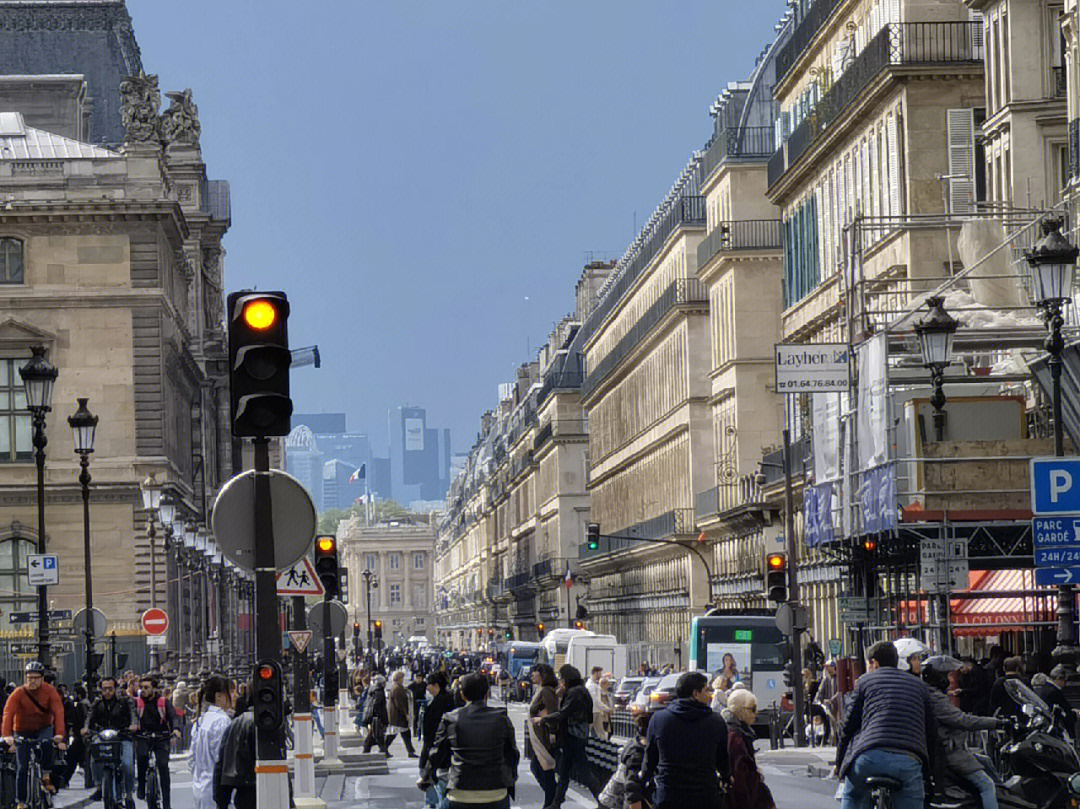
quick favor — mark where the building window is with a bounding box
[0,360,31,463]
[415,617,425,627]
[365,554,376,571]
[389,553,401,570]
[389,583,401,605]
[413,552,424,570]
[0,239,23,285]
[0,538,37,615]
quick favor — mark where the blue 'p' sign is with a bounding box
[1031,458,1080,514]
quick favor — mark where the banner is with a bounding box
[813,392,842,482]
[856,333,888,471]
[804,482,836,547]
[857,464,897,535]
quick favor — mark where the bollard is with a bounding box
[322,705,342,766]
[293,713,317,797]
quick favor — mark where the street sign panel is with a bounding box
[212,469,317,571]
[26,554,58,586]
[287,630,313,654]
[141,609,168,636]
[919,535,969,593]
[1033,516,1080,548]
[775,343,850,393]
[145,634,166,646]
[72,608,107,638]
[1031,458,1080,514]
[1036,567,1080,586]
[839,596,870,624]
[1031,515,1080,583]
[306,601,348,638]
[276,558,324,596]
[7,610,71,625]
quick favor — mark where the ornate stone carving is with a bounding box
[119,73,161,144]
[161,89,201,148]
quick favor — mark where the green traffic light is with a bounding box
[588,540,599,551]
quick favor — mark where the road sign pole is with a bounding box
[783,428,807,748]
[321,594,340,764]
[290,595,316,798]
[253,438,288,809]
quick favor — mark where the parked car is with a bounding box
[648,672,682,712]
[613,676,644,709]
[630,676,663,713]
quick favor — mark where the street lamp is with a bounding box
[141,472,164,671]
[68,398,98,693]
[914,296,959,442]
[362,569,378,669]
[181,520,197,677]
[1026,217,1080,668]
[20,345,57,667]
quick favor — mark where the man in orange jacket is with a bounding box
[1,661,66,809]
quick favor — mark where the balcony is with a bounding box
[485,581,504,600]
[506,571,533,591]
[532,558,553,580]
[700,126,775,182]
[533,419,589,452]
[775,0,847,84]
[769,23,984,191]
[1070,119,1079,181]
[578,508,695,558]
[537,370,584,405]
[581,277,707,399]
[697,219,783,268]
[575,196,706,352]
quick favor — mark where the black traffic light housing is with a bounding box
[586,523,600,551]
[313,535,339,598]
[227,290,292,437]
[504,628,513,640]
[574,620,585,630]
[777,640,795,687]
[537,622,545,635]
[374,620,383,640]
[254,659,283,733]
[766,552,788,603]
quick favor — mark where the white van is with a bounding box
[566,633,626,681]
[538,628,595,670]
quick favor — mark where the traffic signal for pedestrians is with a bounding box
[254,659,283,732]
[313,535,339,598]
[586,523,600,551]
[226,290,292,437]
[766,552,788,603]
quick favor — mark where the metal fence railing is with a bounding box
[697,219,783,267]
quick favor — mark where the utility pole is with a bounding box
[784,428,807,747]
[291,595,316,799]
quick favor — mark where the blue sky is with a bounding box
[129,0,785,454]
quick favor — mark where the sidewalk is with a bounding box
[53,785,94,809]
[758,744,836,779]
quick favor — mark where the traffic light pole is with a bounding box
[291,595,316,800]
[253,438,289,809]
[321,590,341,765]
[783,428,807,748]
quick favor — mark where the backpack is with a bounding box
[136,696,167,721]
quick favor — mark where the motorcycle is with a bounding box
[992,679,1080,809]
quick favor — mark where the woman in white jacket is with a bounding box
[189,676,234,809]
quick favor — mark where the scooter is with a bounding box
[926,754,1036,809]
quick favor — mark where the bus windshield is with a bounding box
[692,618,785,675]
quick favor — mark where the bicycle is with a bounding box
[136,733,166,809]
[0,747,15,809]
[89,730,124,809]
[866,775,903,809]
[12,735,54,809]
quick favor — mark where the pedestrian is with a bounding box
[726,689,776,809]
[67,685,92,789]
[988,656,1024,719]
[419,672,519,809]
[385,670,418,758]
[526,664,559,808]
[407,672,427,741]
[361,675,389,755]
[216,687,254,809]
[538,664,596,809]
[3,662,68,809]
[922,657,1007,809]
[641,670,728,809]
[134,674,180,809]
[1036,664,1076,737]
[599,709,651,809]
[309,689,324,739]
[592,677,613,740]
[952,656,991,716]
[815,660,840,743]
[419,672,453,770]
[710,676,730,713]
[836,641,936,809]
[189,676,233,809]
[82,674,137,808]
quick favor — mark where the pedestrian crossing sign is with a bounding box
[276,557,325,596]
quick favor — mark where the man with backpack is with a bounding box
[134,675,178,809]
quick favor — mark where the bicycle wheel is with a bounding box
[26,760,41,809]
[1,763,13,809]
[145,758,159,809]
[100,768,115,809]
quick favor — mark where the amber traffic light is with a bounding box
[766,552,788,603]
[227,290,291,437]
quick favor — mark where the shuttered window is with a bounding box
[947,108,976,214]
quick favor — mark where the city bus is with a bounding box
[688,611,786,715]
[501,641,541,679]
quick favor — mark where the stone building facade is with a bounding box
[0,2,236,681]
[338,517,435,646]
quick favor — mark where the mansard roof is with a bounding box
[0,111,118,159]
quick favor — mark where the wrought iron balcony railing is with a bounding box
[700,126,775,182]
[775,0,847,84]
[697,219,783,268]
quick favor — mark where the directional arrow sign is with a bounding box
[287,630,313,655]
[26,554,58,586]
[1035,567,1080,586]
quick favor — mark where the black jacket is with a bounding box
[217,710,255,788]
[419,690,454,768]
[1036,682,1076,737]
[85,695,136,734]
[422,701,519,793]
[989,676,1022,720]
[643,697,729,807]
[958,664,991,715]
[837,667,937,779]
[540,684,592,742]
[137,696,178,738]
[361,684,388,727]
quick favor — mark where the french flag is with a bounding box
[348,463,366,483]
[564,566,573,589]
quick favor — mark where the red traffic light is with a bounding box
[767,553,787,571]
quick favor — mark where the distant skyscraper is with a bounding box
[388,406,451,505]
[285,425,324,508]
[323,458,364,511]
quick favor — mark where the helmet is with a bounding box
[894,638,929,671]
[23,661,44,674]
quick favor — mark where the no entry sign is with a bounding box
[142,608,169,636]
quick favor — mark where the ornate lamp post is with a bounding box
[362,569,378,669]
[19,345,57,667]
[140,473,164,670]
[181,520,197,678]
[914,296,959,442]
[1026,218,1080,666]
[68,398,98,692]
[157,498,176,674]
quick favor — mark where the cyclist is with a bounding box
[0,662,66,809]
[134,675,178,809]
[82,676,137,809]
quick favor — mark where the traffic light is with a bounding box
[226,291,292,437]
[374,620,383,640]
[777,640,795,687]
[254,659,283,733]
[504,628,513,640]
[313,535,339,598]
[537,622,545,635]
[586,523,600,551]
[574,620,585,630]
[766,552,788,603]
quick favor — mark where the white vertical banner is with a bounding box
[856,333,888,471]
[813,392,842,482]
